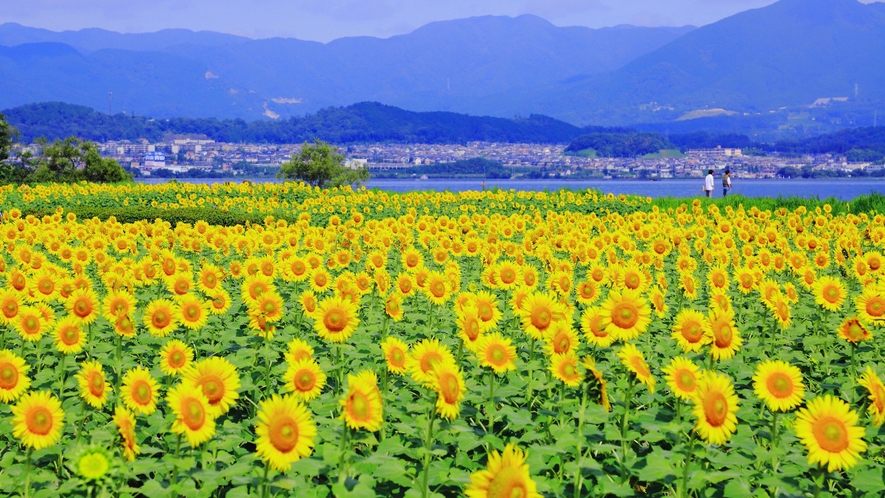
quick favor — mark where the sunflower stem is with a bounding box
[261,463,270,498]
[680,432,693,498]
[487,371,496,436]
[115,335,123,392]
[172,434,182,493]
[849,342,857,405]
[813,467,826,498]
[421,402,436,498]
[619,378,636,484]
[335,344,343,396]
[263,338,272,393]
[24,447,33,498]
[75,398,87,445]
[58,354,67,398]
[526,337,535,408]
[573,386,588,498]
[338,421,350,484]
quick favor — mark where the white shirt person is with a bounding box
[704,170,714,197]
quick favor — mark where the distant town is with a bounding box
[23,136,876,180]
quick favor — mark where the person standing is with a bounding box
[704,169,714,198]
[722,170,732,197]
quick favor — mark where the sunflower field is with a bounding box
[0,181,884,497]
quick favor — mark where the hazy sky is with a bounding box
[1,0,882,42]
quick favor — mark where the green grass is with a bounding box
[642,149,685,159]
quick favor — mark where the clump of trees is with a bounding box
[0,113,132,184]
[277,139,369,188]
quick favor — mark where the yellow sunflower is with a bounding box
[312,295,359,343]
[283,358,326,402]
[380,336,409,375]
[794,395,867,472]
[340,370,383,432]
[838,317,873,343]
[580,306,617,348]
[66,288,99,325]
[182,356,241,416]
[176,294,210,331]
[0,349,30,403]
[120,366,160,416]
[465,443,542,498]
[14,306,47,342]
[550,351,583,387]
[599,289,651,341]
[706,308,742,361]
[617,343,655,393]
[430,362,466,420]
[158,339,194,376]
[856,286,885,325]
[476,332,518,374]
[286,338,314,364]
[53,316,85,355]
[813,276,847,312]
[255,394,317,472]
[406,339,456,386]
[167,384,217,448]
[691,371,739,445]
[113,405,141,462]
[662,357,701,401]
[518,291,566,340]
[752,360,805,412]
[858,367,885,427]
[75,359,111,409]
[11,390,65,449]
[143,299,178,338]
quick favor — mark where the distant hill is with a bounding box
[507,0,885,125]
[0,18,693,121]
[2,101,593,144]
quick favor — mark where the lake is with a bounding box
[135,177,885,201]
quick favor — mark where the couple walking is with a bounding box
[704,169,732,197]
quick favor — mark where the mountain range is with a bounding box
[0,0,883,128]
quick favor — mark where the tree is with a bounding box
[0,112,17,163]
[277,139,369,188]
[32,137,132,183]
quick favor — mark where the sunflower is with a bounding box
[838,317,872,343]
[0,288,22,324]
[858,367,885,427]
[753,360,805,412]
[456,304,484,351]
[242,274,276,303]
[599,288,651,341]
[283,358,326,402]
[143,299,178,338]
[120,366,160,416]
[0,349,30,403]
[395,273,416,297]
[406,339,455,385]
[706,308,742,361]
[430,362,465,420]
[856,287,885,325]
[671,309,711,353]
[102,290,137,322]
[380,336,408,375]
[794,395,867,472]
[518,291,566,340]
[167,384,217,448]
[813,276,847,312]
[287,338,314,364]
[113,405,140,461]
[158,339,194,376]
[308,268,332,293]
[580,306,617,348]
[75,360,111,409]
[476,333,518,374]
[255,394,317,472]
[312,296,359,343]
[549,351,583,387]
[182,356,241,416]
[465,443,542,498]
[691,371,739,445]
[299,290,318,315]
[340,370,383,432]
[11,391,65,449]
[496,261,520,290]
[14,306,47,342]
[575,280,601,306]
[617,343,655,393]
[53,316,85,355]
[385,292,404,322]
[735,267,756,294]
[207,289,232,315]
[197,265,224,294]
[473,290,503,332]
[423,270,451,305]
[176,294,210,331]
[544,322,579,355]
[662,357,701,401]
[648,286,668,318]
[66,287,99,325]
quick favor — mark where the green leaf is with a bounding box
[853,466,885,493]
[635,449,677,483]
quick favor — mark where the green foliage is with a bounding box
[278,140,369,189]
[403,158,509,178]
[39,138,133,183]
[25,205,270,226]
[566,132,673,158]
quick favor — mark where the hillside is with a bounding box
[0,18,693,121]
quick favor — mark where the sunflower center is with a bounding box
[200,376,225,404]
[152,310,171,328]
[766,373,794,399]
[554,334,570,354]
[430,281,445,298]
[314,274,327,287]
[478,303,494,322]
[294,370,316,391]
[486,463,528,498]
[175,281,189,294]
[867,297,885,317]
[675,371,696,392]
[464,319,480,341]
[132,381,152,405]
[630,356,650,377]
[625,274,640,289]
[703,392,729,427]
[420,352,443,373]
[588,316,608,338]
[812,416,850,453]
[38,280,53,294]
[713,323,733,347]
[269,415,299,453]
[0,363,18,389]
[489,345,508,366]
[561,361,578,380]
[611,303,639,329]
[501,269,516,284]
[169,350,186,369]
[2,301,17,318]
[185,305,200,321]
[531,308,551,330]
[183,398,206,430]
[348,392,370,421]
[27,407,53,435]
[62,326,79,345]
[823,285,840,303]
[323,309,347,333]
[440,373,460,403]
[89,373,105,397]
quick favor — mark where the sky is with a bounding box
[0,0,882,42]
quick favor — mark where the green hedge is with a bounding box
[24,206,286,227]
